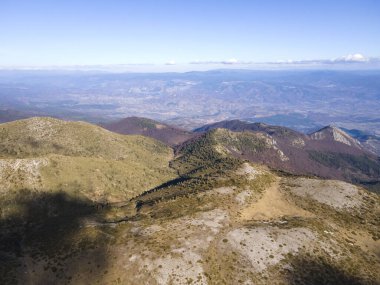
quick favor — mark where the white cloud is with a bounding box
[333,53,368,62]
[222,58,239,64]
[187,54,379,68]
[165,60,176,65]
[271,53,377,66]
[276,59,294,64]
[190,58,242,65]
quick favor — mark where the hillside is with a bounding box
[101,117,194,146]
[193,120,380,191]
[0,117,379,284]
[0,117,176,203]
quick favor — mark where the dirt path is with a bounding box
[240,177,313,221]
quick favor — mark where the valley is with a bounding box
[1,70,380,135]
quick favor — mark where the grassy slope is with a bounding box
[0,117,176,204]
[0,117,170,160]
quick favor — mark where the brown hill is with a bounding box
[101,117,194,146]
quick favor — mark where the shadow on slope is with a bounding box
[0,190,112,284]
[286,255,374,285]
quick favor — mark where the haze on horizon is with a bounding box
[1,0,380,71]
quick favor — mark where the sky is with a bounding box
[1,0,380,69]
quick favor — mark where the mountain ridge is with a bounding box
[190,120,380,192]
[101,116,194,146]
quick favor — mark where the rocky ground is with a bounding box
[4,162,378,285]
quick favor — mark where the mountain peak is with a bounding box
[310,125,361,147]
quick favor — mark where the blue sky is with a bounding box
[1,0,379,68]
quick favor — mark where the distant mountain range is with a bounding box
[101,117,380,193]
[1,69,380,133]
